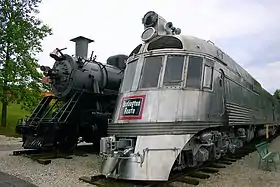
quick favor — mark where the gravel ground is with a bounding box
[0,135,101,187]
[1,135,280,187]
[0,151,102,187]
[171,136,280,187]
[0,135,22,145]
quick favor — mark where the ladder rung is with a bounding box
[51,92,82,123]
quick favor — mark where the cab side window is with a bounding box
[121,60,137,92]
[186,56,203,88]
[163,55,185,86]
[139,56,163,89]
[203,60,214,89]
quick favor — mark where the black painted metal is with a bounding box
[15,39,128,153]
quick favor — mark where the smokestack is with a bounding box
[70,36,94,59]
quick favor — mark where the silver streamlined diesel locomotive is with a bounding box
[99,11,280,181]
[16,36,128,152]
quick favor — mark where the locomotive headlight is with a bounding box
[142,11,158,28]
[141,27,157,42]
[40,65,51,72]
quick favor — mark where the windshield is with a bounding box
[139,56,163,89]
[121,60,137,92]
[163,55,185,86]
[120,54,207,92]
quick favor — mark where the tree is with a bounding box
[274,89,280,100]
[0,0,52,127]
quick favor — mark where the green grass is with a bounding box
[0,102,30,137]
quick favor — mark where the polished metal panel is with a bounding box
[114,89,208,122]
[103,14,280,182]
[112,33,280,134]
[109,88,223,136]
[108,122,222,136]
[226,102,253,124]
[102,134,193,181]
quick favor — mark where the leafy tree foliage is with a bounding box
[0,0,52,127]
[273,89,280,100]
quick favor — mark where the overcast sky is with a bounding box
[37,0,280,93]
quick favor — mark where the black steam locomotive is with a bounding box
[16,36,128,152]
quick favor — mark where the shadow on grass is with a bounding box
[0,126,21,138]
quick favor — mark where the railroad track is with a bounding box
[79,132,280,187]
[11,143,96,165]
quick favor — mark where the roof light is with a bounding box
[141,27,157,42]
[142,11,158,28]
[141,11,182,39]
